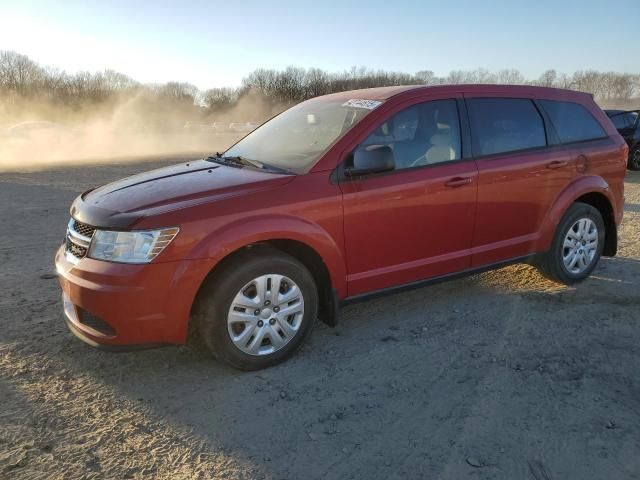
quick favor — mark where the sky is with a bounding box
[1,0,638,90]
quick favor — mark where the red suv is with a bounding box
[56,85,627,370]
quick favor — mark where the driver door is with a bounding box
[338,97,478,296]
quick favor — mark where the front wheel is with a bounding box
[629,146,640,171]
[538,202,605,284]
[196,247,318,370]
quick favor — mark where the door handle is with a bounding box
[445,177,472,187]
[547,160,568,169]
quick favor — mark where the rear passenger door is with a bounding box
[465,96,576,266]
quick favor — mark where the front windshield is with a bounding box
[223,98,379,173]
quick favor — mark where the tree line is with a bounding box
[236,66,640,105]
[1,50,638,124]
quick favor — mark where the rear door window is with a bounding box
[540,100,607,143]
[467,98,547,157]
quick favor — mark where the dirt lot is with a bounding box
[1,158,639,479]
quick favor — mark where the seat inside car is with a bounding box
[425,132,456,164]
[362,102,459,169]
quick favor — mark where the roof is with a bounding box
[317,84,593,103]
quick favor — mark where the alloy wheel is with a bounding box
[562,218,598,274]
[227,274,305,355]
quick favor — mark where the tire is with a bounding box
[195,247,318,370]
[628,145,640,171]
[538,202,605,285]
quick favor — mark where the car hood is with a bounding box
[70,159,295,228]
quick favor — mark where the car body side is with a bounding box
[56,85,627,347]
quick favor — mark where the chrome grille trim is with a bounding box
[72,220,96,238]
[67,226,91,247]
[65,218,95,263]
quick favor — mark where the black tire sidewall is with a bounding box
[551,203,605,283]
[199,250,318,370]
[629,146,640,171]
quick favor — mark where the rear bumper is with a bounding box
[55,245,213,348]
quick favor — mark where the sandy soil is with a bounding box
[1,158,639,479]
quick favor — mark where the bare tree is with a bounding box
[203,87,239,110]
[0,51,46,95]
[537,69,557,87]
[2,49,639,128]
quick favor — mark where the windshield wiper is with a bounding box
[206,154,253,168]
[205,154,292,174]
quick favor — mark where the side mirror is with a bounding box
[346,145,395,177]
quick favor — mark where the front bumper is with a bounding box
[55,245,212,348]
[63,312,164,351]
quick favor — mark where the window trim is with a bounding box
[538,99,609,146]
[465,97,550,160]
[337,97,467,181]
[336,153,475,182]
[533,99,561,146]
[456,98,473,159]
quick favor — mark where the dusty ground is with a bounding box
[0,158,639,480]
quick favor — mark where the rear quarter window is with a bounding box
[467,98,547,157]
[540,100,607,143]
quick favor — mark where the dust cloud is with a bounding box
[0,91,286,172]
[599,98,640,110]
[2,88,637,173]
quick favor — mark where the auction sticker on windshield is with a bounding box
[342,99,382,109]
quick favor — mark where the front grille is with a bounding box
[72,220,96,238]
[78,310,116,336]
[66,237,88,259]
[65,218,95,261]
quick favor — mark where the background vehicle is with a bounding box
[6,120,70,139]
[56,85,627,370]
[3,121,74,154]
[604,109,640,170]
[183,121,212,132]
[229,122,258,133]
[211,121,229,133]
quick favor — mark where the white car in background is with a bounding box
[229,122,259,133]
[183,121,212,132]
[211,121,229,133]
[3,121,74,150]
[6,121,70,138]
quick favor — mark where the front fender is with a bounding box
[185,214,348,297]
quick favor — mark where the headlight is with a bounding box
[88,227,179,264]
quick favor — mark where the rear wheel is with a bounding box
[538,202,605,284]
[629,146,640,171]
[196,247,318,370]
